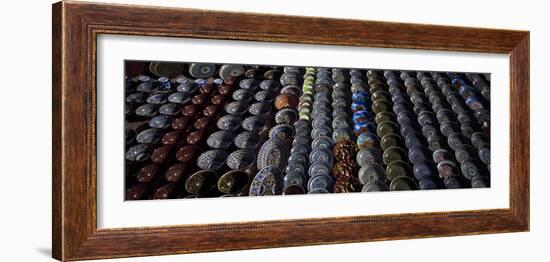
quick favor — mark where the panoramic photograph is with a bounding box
[124,61,491,200]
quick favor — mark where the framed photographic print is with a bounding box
[52,1,529,261]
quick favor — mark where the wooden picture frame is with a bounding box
[52,1,529,261]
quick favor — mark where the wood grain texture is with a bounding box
[509,34,530,227]
[52,2,63,260]
[52,1,530,261]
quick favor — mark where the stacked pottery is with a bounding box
[306,68,335,194]
[407,72,464,189]
[251,67,296,196]
[431,73,490,188]
[125,63,233,199]
[331,68,359,193]
[467,73,491,102]
[395,71,445,190]
[456,73,491,171]
[212,71,278,196]
[376,70,419,191]
[350,69,388,192]
[283,67,313,195]
[125,62,492,199]
[174,77,236,198]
